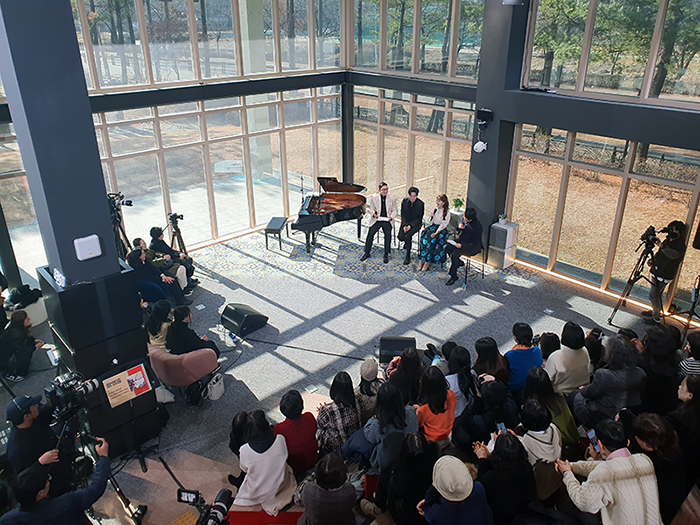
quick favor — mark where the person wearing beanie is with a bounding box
[545,321,591,395]
[417,455,492,525]
[297,453,356,525]
[355,358,385,424]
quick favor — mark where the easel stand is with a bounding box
[608,241,655,326]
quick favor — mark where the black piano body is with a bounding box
[291,177,366,253]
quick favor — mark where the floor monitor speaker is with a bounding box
[379,336,416,364]
[221,303,269,337]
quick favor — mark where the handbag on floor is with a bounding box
[206,372,225,400]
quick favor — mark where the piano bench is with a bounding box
[265,217,289,250]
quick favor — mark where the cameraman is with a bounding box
[149,226,198,283]
[0,438,110,524]
[5,396,71,497]
[644,220,687,324]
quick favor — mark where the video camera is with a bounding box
[640,225,671,249]
[168,212,184,223]
[108,192,133,226]
[177,488,233,525]
[44,372,99,423]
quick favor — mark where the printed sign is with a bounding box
[102,364,152,408]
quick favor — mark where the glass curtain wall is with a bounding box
[526,0,700,107]
[65,0,343,95]
[353,87,474,211]
[508,123,700,309]
[354,0,485,82]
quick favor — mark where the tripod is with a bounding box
[678,273,700,343]
[166,215,188,256]
[608,240,656,325]
[111,210,131,260]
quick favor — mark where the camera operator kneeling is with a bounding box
[0,438,110,525]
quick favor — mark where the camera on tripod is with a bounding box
[44,371,99,423]
[168,212,184,224]
[640,225,672,249]
[108,192,133,209]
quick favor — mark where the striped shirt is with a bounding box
[678,358,700,377]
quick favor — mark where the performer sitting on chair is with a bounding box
[445,207,482,286]
[398,187,425,265]
[361,182,398,264]
[416,195,451,272]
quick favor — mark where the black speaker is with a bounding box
[221,303,269,337]
[379,336,417,364]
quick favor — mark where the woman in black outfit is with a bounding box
[373,433,441,525]
[639,327,679,415]
[472,337,509,385]
[389,347,425,406]
[473,432,537,525]
[127,249,190,306]
[454,379,520,447]
[633,413,687,524]
[0,311,43,381]
[166,306,220,357]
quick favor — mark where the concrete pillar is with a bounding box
[0,0,120,285]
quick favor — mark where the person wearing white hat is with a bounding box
[355,358,384,424]
[417,455,492,525]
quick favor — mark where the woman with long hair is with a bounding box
[472,337,509,385]
[389,347,425,405]
[166,305,220,357]
[417,194,450,272]
[667,375,700,492]
[146,299,172,349]
[364,382,418,471]
[522,367,579,447]
[446,346,478,417]
[633,413,686,524]
[317,371,361,457]
[232,410,296,515]
[415,366,456,446]
[474,432,537,525]
[639,326,679,415]
[367,432,441,525]
[0,311,43,381]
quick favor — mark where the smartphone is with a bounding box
[496,422,506,435]
[587,428,600,454]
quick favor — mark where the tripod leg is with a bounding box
[608,248,650,325]
[109,474,147,525]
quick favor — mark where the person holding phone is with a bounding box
[0,438,111,524]
[556,419,662,525]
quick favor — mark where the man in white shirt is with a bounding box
[361,182,398,264]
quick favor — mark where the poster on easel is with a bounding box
[102,363,152,408]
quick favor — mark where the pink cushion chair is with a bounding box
[147,344,218,388]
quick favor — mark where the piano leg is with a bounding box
[357,217,362,239]
[305,232,311,253]
[312,231,318,245]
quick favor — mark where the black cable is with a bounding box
[241,337,367,362]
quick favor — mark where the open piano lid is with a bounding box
[317,177,366,193]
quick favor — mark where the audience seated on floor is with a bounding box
[146,300,172,350]
[666,374,700,492]
[232,410,296,516]
[584,327,606,371]
[388,347,425,406]
[538,331,560,368]
[0,311,43,382]
[297,453,356,525]
[545,321,591,396]
[505,322,543,401]
[556,419,662,525]
[638,326,680,415]
[316,372,361,457]
[472,336,510,385]
[415,367,456,448]
[445,346,478,419]
[454,379,520,447]
[274,390,318,477]
[679,330,700,377]
[355,358,384,425]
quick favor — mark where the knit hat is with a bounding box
[6,395,41,426]
[561,321,585,349]
[432,456,473,502]
[360,359,378,381]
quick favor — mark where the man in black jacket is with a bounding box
[149,226,198,282]
[126,249,191,306]
[397,187,424,265]
[445,208,483,286]
[0,438,110,524]
[645,220,687,324]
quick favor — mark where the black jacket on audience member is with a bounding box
[130,259,186,304]
[374,441,441,525]
[166,323,220,357]
[666,408,700,492]
[477,458,537,525]
[454,381,520,446]
[639,367,678,415]
[149,238,180,260]
[645,450,687,525]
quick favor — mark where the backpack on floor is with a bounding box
[184,379,207,406]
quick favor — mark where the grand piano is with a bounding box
[291,177,366,253]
